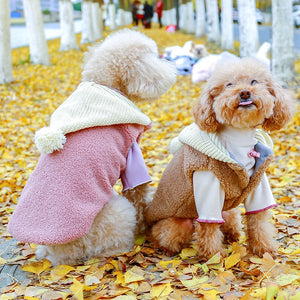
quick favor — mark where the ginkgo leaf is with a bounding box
[224,253,241,269]
[50,265,75,281]
[69,278,84,300]
[21,259,52,276]
[150,283,173,298]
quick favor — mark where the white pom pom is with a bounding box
[169,137,183,154]
[35,127,66,154]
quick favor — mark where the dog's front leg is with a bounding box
[193,222,226,258]
[123,183,151,234]
[246,210,277,257]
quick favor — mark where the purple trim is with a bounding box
[196,218,225,224]
[245,204,277,215]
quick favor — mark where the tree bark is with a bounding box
[272,0,295,83]
[221,0,234,49]
[195,0,205,37]
[205,0,220,43]
[237,0,258,57]
[0,0,13,84]
[23,0,50,65]
[59,0,78,51]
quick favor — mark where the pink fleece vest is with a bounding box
[8,124,148,245]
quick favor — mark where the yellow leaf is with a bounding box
[266,282,279,300]
[24,286,49,297]
[150,283,173,298]
[180,276,209,289]
[124,269,145,284]
[50,265,75,281]
[275,274,300,287]
[206,252,221,265]
[21,259,52,275]
[201,289,218,300]
[159,259,181,268]
[224,253,240,269]
[69,278,84,300]
[180,247,197,259]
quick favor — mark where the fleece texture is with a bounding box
[146,123,274,225]
[8,124,148,245]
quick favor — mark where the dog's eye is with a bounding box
[226,83,233,88]
[251,80,258,85]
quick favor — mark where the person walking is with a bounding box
[155,0,163,28]
[131,0,139,26]
[143,1,153,28]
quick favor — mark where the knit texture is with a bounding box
[35,82,151,153]
[146,124,274,225]
[170,123,273,162]
[8,124,147,245]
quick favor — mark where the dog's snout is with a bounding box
[239,89,251,100]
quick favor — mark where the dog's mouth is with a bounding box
[238,99,254,107]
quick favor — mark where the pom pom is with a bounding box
[35,127,66,154]
[169,137,183,154]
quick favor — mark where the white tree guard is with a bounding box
[0,0,13,84]
[205,0,220,43]
[23,0,50,65]
[272,0,295,82]
[59,0,78,51]
[221,0,234,50]
[237,0,258,57]
[195,0,206,37]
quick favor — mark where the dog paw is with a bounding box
[249,243,277,258]
[35,245,47,261]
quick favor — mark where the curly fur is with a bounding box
[193,57,294,132]
[150,57,294,259]
[36,29,177,265]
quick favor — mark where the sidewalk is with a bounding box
[10,19,82,49]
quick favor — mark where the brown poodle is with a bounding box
[146,57,294,259]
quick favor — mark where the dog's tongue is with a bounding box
[239,100,253,106]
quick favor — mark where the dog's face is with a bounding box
[191,44,208,59]
[193,57,294,132]
[82,29,177,102]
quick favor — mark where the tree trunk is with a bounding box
[186,0,195,33]
[59,0,78,51]
[23,0,50,65]
[92,0,103,40]
[81,0,95,44]
[195,0,205,37]
[237,0,258,57]
[0,0,13,84]
[272,0,295,83]
[221,0,234,49]
[108,0,117,30]
[205,0,220,43]
[179,0,188,31]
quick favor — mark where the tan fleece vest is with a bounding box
[146,143,274,225]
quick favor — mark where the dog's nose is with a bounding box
[239,89,251,100]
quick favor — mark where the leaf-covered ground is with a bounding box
[0,25,299,299]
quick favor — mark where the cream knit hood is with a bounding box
[170,123,273,164]
[35,82,151,154]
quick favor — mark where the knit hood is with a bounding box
[35,82,151,154]
[170,123,273,164]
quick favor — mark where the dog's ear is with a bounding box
[262,82,295,132]
[193,85,219,133]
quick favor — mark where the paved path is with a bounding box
[11,21,300,53]
[10,20,82,49]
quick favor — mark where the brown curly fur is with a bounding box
[150,57,294,259]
